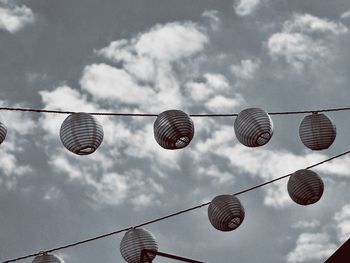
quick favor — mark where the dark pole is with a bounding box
[142,249,206,263]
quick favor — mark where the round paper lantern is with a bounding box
[32,253,63,263]
[0,121,7,144]
[234,108,273,147]
[120,228,158,263]
[287,169,324,206]
[208,194,245,232]
[60,113,104,155]
[154,110,194,150]
[299,112,336,150]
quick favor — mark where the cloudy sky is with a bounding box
[1,0,350,262]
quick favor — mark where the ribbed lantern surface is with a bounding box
[32,253,63,263]
[208,195,245,232]
[60,113,104,155]
[120,228,158,263]
[0,121,7,144]
[234,108,273,147]
[288,169,324,205]
[299,113,336,150]
[154,110,194,149]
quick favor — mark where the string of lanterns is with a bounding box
[3,150,348,263]
[0,107,338,153]
[24,168,327,263]
[0,107,345,263]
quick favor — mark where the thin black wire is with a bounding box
[1,106,350,117]
[3,149,350,263]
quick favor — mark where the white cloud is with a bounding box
[341,11,350,19]
[43,186,61,201]
[231,59,261,79]
[292,220,321,230]
[185,73,230,102]
[267,14,348,71]
[98,22,208,63]
[91,22,210,112]
[0,3,34,33]
[26,72,48,83]
[49,152,164,207]
[268,32,328,71]
[233,0,260,16]
[205,95,244,112]
[135,22,207,61]
[287,233,337,263]
[0,120,33,189]
[0,100,36,189]
[334,204,350,243]
[202,10,221,31]
[80,63,156,105]
[197,165,234,185]
[284,14,348,35]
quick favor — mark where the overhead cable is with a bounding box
[0,106,350,117]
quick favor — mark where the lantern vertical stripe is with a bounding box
[208,195,245,231]
[120,228,158,263]
[32,254,63,263]
[299,113,336,150]
[154,110,194,149]
[287,169,324,205]
[234,108,273,147]
[60,113,104,155]
[0,122,7,144]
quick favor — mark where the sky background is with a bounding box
[0,0,350,262]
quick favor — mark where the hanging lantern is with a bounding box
[287,169,324,206]
[208,194,245,232]
[234,108,273,147]
[32,253,63,263]
[0,121,7,144]
[299,112,336,150]
[154,109,194,150]
[60,112,104,155]
[120,228,158,263]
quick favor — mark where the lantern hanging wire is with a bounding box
[2,149,350,263]
[1,106,350,117]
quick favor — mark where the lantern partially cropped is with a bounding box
[32,253,64,263]
[0,121,7,144]
[287,169,324,206]
[234,108,273,147]
[299,112,336,150]
[60,113,104,155]
[154,109,194,150]
[120,228,158,263]
[208,194,245,232]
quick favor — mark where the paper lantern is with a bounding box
[234,108,273,147]
[32,253,63,263]
[299,113,336,150]
[120,228,158,263]
[208,195,245,232]
[60,113,104,155]
[154,110,194,149]
[0,121,7,144]
[287,169,324,206]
